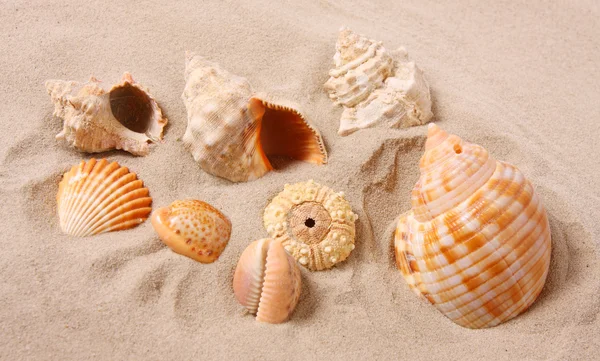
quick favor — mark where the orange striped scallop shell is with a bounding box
[394,124,551,328]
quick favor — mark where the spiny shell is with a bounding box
[394,124,551,328]
[46,72,167,156]
[233,238,302,324]
[57,158,152,237]
[324,27,433,136]
[182,52,327,182]
[263,180,357,271]
[151,200,232,263]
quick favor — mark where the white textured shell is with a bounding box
[182,52,327,182]
[263,180,357,271]
[46,73,167,156]
[394,124,551,329]
[324,27,433,136]
[57,158,152,237]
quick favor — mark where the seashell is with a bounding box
[46,72,167,156]
[56,158,152,237]
[263,180,356,271]
[324,27,433,136]
[181,52,327,182]
[394,124,551,328]
[151,200,232,263]
[233,238,302,324]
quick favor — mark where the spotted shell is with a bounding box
[46,73,167,156]
[151,200,232,264]
[56,158,152,237]
[263,180,357,271]
[182,52,327,182]
[394,124,551,328]
[233,238,302,324]
[324,27,433,136]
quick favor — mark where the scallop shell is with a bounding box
[394,124,551,328]
[46,72,167,156]
[233,238,302,324]
[182,52,327,182]
[263,180,357,271]
[324,27,433,136]
[57,158,152,237]
[151,200,232,263]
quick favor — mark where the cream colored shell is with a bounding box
[182,52,327,182]
[46,73,167,156]
[57,158,152,237]
[394,124,551,328]
[324,27,433,136]
[263,180,357,271]
[233,238,302,324]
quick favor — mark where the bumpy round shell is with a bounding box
[56,158,152,237]
[182,52,327,182]
[263,180,357,271]
[46,73,167,156]
[233,238,302,324]
[151,200,232,263]
[394,124,551,328]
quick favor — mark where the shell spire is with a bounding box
[182,52,327,182]
[395,126,551,328]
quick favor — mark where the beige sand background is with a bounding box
[1,0,599,360]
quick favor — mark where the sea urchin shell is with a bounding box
[263,180,357,271]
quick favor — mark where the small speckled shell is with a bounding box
[263,180,357,271]
[233,238,302,324]
[151,200,232,264]
[394,124,551,328]
[182,52,327,182]
[56,158,152,237]
[46,73,167,156]
[324,27,433,136]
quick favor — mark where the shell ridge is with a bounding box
[85,191,151,235]
[64,159,101,233]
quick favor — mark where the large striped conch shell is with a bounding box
[263,180,357,271]
[233,238,302,324]
[324,27,433,136]
[182,52,327,182]
[46,73,167,156]
[151,200,232,264]
[57,158,152,237]
[394,124,551,328]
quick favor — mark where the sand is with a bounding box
[1,0,599,360]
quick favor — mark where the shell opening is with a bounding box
[304,218,316,228]
[257,101,327,166]
[109,82,154,133]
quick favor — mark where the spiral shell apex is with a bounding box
[233,238,302,324]
[324,27,433,136]
[182,52,327,182]
[263,180,357,271]
[394,124,551,328]
[151,200,232,264]
[46,73,167,156]
[56,159,152,237]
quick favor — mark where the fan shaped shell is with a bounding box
[182,52,327,182]
[56,158,152,237]
[263,180,357,271]
[394,124,551,328]
[151,200,232,263]
[46,72,167,156]
[324,27,433,136]
[233,238,302,324]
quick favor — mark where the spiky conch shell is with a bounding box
[263,180,357,271]
[324,27,433,136]
[46,73,167,156]
[233,238,302,324]
[181,52,327,182]
[394,124,551,328]
[57,158,152,237]
[151,199,232,264]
